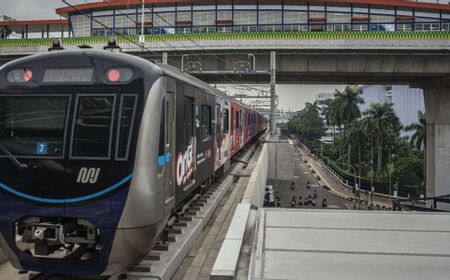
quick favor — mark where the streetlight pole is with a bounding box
[388,148,392,196]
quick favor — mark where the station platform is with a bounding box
[249,209,450,280]
[211,137,450,280]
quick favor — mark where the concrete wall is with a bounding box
[267,142,295,180]
[242,143,269,208]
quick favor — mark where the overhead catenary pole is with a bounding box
[162,52,168,64]
[270,51,276,136]
[140,0,145,45]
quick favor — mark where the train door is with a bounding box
[214,102,222,171]
[231,107,235,154]
[239,109,244,147]
[164,80,176,212]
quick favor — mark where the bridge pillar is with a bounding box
[424,87,450,210]
[270,51,276,136]
[162,52,168,64]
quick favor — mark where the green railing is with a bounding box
[1,31,450,48]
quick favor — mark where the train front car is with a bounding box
[0,51,165,276]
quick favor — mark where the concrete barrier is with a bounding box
[211,143,269,279]
[242,144,269,208]
[210,203,252,279]
[0,249,7,264]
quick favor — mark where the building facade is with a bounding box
[3,0,450,39]
[359,85,425,137]
[61,0,450,37]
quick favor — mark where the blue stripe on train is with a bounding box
[158,152,171,167]
[0,174,133,204]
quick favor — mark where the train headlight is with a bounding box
[106,68,133,83]
[107,69,121,82]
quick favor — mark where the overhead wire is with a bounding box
[61,0,265,103]
[150,12,244,85]
[62,0,182,67]
[102,0,181,52]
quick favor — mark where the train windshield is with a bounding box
[0,96,69,157]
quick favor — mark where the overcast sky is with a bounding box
[2,0,344,111]
[1,1,96,20]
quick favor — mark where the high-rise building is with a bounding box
[359,85,425,137]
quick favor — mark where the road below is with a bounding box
[266,139,349,209]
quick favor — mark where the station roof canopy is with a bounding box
[55,0,450,17]
[0,19,69,33]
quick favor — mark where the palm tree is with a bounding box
[363,102,402,176]
[333,85,364,170]
[333,85,364,125]
[405,111,426,150]
[348,120,368,179]
[323,98,341,143]
[405,110,426,189]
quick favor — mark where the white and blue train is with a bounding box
[0,50,266,276]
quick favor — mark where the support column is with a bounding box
[162,52,168,65]
[424,87,450,209]
[270,51,276,136]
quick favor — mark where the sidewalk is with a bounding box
[293,139,393,209]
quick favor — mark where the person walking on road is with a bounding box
[291,196,296,208]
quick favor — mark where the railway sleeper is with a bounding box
[153,243,169,251]
[168,228,183,235]
[168,234,177,243]
[173,222,188,227]
[178,215,193,221]
[183,211,197,217]
[193,202,205,207]
[145,252,161,261]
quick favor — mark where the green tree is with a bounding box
[333,85,364,170]
[363,102,403,176]
[392,141,424,188]
[405,111,426,150]
[288,102,325,142]
[333,85,364,125]
[348,120,368,178]
[404,110,426,190]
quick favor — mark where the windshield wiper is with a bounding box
[0,141,28,170]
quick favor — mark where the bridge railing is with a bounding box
[1,31,450,48]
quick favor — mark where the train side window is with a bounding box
[235,111,239,129]
[223,109,229,133]
[183,97,194,148]
[71,95,115,159]
[116,95,138,160]
[201,105,211,142]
